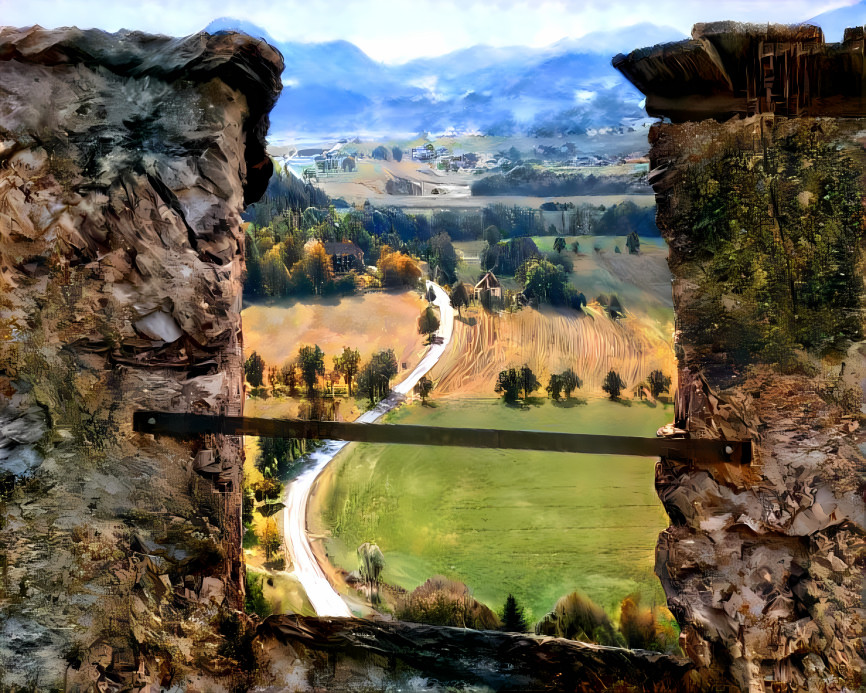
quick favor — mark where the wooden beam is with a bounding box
[133,412,752,464]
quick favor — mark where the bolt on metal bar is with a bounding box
[133,411,752,464]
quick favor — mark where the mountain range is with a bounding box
[207,6,866,140]
[205,17,686,140]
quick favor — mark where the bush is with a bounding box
[535,591,624,647]
[619,593,680,654]
[397,576,501,630]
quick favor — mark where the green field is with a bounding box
[311,397,673,623]
[455,235,673,325]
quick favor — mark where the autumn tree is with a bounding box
[244,352,266,389]
[647,370,672,400]
[602,370,626,400]
[298,345,326,396]
[304,240,335,295]
[378,246,422,287]
[333,347,361,395]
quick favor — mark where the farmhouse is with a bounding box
[323,241,365,274]
[473,271,502,301]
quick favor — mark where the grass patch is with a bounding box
[311,397,673,623]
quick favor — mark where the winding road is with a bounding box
[281,280,455,617]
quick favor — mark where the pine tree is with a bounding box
[500,594,528,632]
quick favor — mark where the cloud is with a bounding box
[0,0,856,63]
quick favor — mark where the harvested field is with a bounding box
[242,290,428,373]
[428,304,675,397]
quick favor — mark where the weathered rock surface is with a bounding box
[0,26,281,689]
[255,615,700,692]
[617,24,865,693]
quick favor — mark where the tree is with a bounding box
[357,349,399,404]
[245,232,265,296]
[495,368,521,404]
[500,594,528,632]
[244,352,266,389]
[378,247,422,286]
[415,376,433,404]
[298,345,326,396]
[647,370,672,400]
[428,233,458,284]
[553,236,566,253]
[547,374,563,400]
[281,361,299,396]
[304,240,335,295]
[614,245,622,254]
[333,347,361,396]
[571,240,580,253]
[518,258,568,305]
[425,284,437,303]
[560,368,582,398]
[391,146,403,162]
[602,370,626,400]
[519,365,540,401]
[357,542,385,603]
[482,225,501,246]
[268,366,279,396]
[626,231,640,255]
[258,521,282,562]
[418,304,440,343]
[450,282,471,315]
[372,145,390,160]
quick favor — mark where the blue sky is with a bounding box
[0,0,857,63]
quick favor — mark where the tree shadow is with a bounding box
[552,396,588,408]
[456,315,477,326]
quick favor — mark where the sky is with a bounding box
[0,0,858,63]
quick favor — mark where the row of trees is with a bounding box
[244,344,401,405]
[493,365,670,402]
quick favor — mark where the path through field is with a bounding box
[281,281,454,616]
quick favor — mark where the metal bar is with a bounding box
[133,411,751,464]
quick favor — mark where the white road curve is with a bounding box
[281,281,455,617]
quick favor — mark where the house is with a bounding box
[412,146,435,161]
[473,271,502,301]
[323,241,365,274]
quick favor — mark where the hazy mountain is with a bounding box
[205,18,687,139]
[808,2,866,41]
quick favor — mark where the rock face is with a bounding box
[0,27,281,688]
[255,615,698,692]
[616,24,865,693]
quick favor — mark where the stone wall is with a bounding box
[616,24,865,693]
[0,27,281,688]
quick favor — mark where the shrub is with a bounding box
[535,591,624,647]
[397,576,501,630]
[619,593,680,654]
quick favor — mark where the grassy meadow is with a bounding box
[310,397,674,623]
